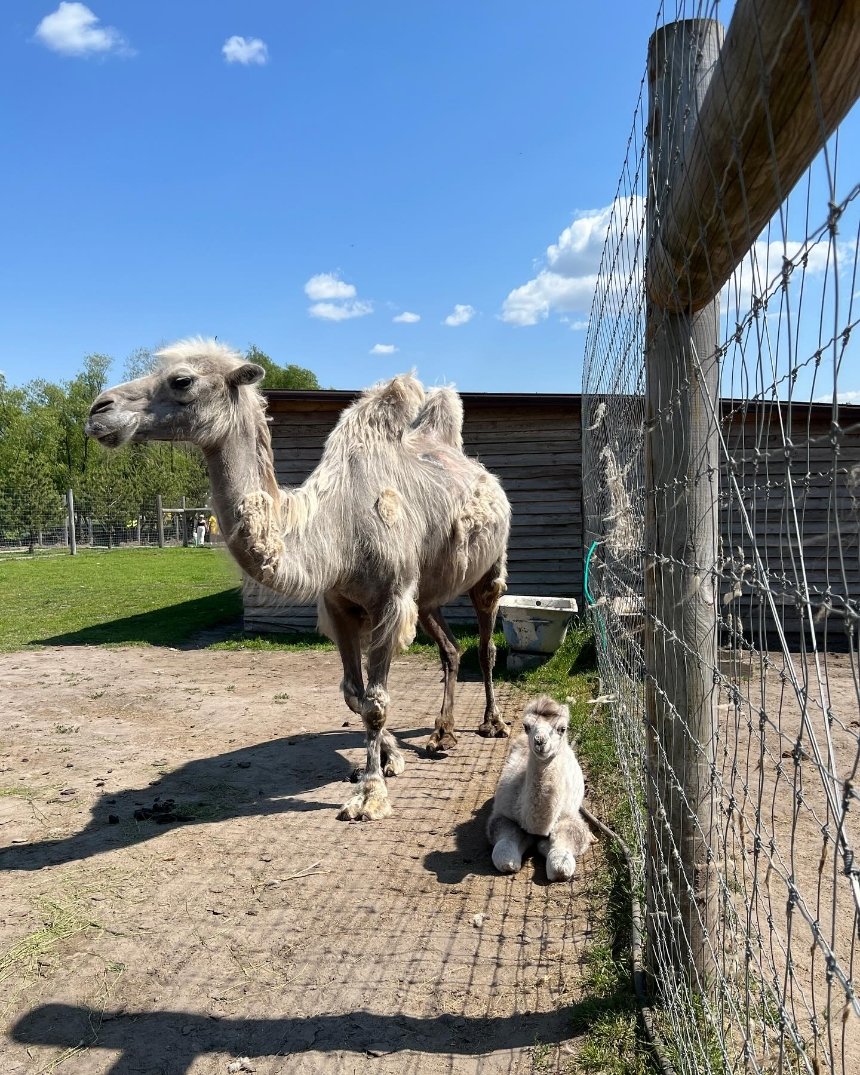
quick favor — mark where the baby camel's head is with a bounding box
[521,695,570,761]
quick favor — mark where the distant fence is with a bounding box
[583,4,860,1075]
[0,491,212,557]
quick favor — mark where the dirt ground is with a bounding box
[0,644,601,1075]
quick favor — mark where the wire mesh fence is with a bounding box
[0,491,212,557]
[582,2,859,1073]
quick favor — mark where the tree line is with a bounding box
[0,345,320,545]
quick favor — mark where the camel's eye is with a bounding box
[170,375,194,392]
[522,721,533,734]
[556,725,565,736]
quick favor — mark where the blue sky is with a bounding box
[1,2,857,398]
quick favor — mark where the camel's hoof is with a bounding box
[425,730,458,755]
[383,752,406,778]
[477,720,511,739]
[338,778,392,822]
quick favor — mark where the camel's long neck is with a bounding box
[203,418,329,600]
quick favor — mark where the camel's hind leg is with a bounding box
[470,563,510,739]
[420,606,461,754]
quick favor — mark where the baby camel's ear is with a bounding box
[228,362,266,387]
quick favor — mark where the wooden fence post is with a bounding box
[156,495,165,548]
[181,495,188,547]
[66,490,77,557]
[644,18,722,995]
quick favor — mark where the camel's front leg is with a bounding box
[537,816,592,882]
[338,631,397,822]
[470,570,510,739]
[488,815,532,874]
[322,595,365,715]
[325,595,405,781]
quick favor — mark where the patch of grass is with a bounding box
[0,894,99,985]
[0,785,38,798]
[211,622,502,669]
[0,548,242,651]
[212,630,334,652]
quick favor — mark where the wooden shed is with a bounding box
[242,389,584,634]
[243,388,858,643]
[719,399,860,643]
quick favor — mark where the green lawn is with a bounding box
[0,547,243,650]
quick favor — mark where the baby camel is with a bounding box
[86,339,511,822]
[488,696,592,882]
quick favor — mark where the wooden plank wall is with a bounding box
[243,395,584,634]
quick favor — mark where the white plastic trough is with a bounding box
[497,595,579,672]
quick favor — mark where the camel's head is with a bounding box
[521,695,570,762]
[86,338,266,450]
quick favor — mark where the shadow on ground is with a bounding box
[0,727,413,871]
[12,1002,577,1074]
[31,591,243,648]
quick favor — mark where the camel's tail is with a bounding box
[371,584,419,654]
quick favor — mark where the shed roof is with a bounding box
[263,389,581,409]
[262,388,858,419]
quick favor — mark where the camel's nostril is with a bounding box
[89,396,116,417]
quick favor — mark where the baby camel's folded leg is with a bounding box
[488,815,532,874]
[538,815,593,882]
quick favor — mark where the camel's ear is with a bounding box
[228,363,265,387]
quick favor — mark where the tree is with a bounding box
[245,345,321,390]
[123,346,158,380]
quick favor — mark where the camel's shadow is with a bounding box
[423,798,557,888]
[12,1002,575,1075]
[0,727,429,872]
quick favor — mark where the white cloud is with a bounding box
[546,205,616,276]
[444,304,475,327]
[222,35,268,66]
[501,202,629,326]
[502,272,598,327]
[370,344,397,355]
[34,3,131,58]
[393,311,420,323]
[309,300,373,321]
[813,389,860,404]
[722,237,835,313]
[304,272,356,301]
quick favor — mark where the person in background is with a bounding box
[194,514,207,547]
[207,513,218,544]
